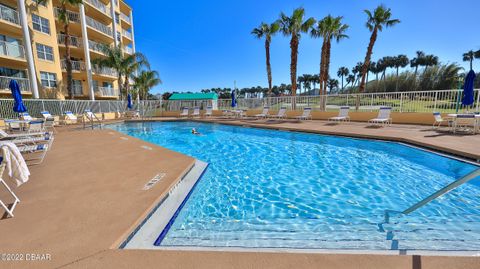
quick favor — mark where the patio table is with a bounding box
[447,114,480,134]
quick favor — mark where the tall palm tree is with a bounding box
[311,15,349,95]
[352,62,363,87]
[327,78,339,93]
[134,70,162,100]
[297,75,304,94]
[358,5,400,92]
[337,67,349,90]
[55,0,83,98]
[312,74,320,95]
[277,7,316,97]
[251,22,279,96]
[346,74,355,89]
[394,54,409,91]
[122,53,150,97]
[410,51,425,78]
[423,54,439,74]
[463,50,480,71]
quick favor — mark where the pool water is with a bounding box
[109,121,480,251]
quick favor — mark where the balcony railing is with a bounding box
[0,5,20,25]
[96,87,118,97]
[120,12,130,23]
[71,85,83,96]
[0,76,30,92]
[0,41,25,59]
[86,16,112,36]
[122,29,132,39]
[85,0,109,16]
[88,40,107,54]
[57,34,83,48]
[61,59,86,72]
[54,7,80,24]
[124,46,132,54]
[93,66,118,77]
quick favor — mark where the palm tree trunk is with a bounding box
[63,5,73,99]
[265,39,273,96]
[359,27,378,93]
[341,75,344,90]
[395,67,400,91]
[290,34,299,109]
[323,40,332,95]
[117,73,123,100]
[365,71,369,92]
[319,39,327,96]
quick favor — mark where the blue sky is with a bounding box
[129,0,480,94]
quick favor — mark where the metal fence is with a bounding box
[0,99,162,119]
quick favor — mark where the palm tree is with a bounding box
[277,7,316,97]
[394,54,409,91]
[352,62,363,87]
[423,54,439,74]
[311,15,349,95]
[327,78,339,93]
[55,0,83,98]
[311,74,320,95]
[301,74,312,94]
[346,74,355,89]
[122,53,150,97]
[251,22,279,96]
[134,70,162,100]
[463,50,480,71]
[410,51,425,78]
[358,5,400,92]
[297,75,304,94]
[337,67,349,90]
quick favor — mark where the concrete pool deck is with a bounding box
[0,120,479,268]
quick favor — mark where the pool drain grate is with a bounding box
[143,173,166,190]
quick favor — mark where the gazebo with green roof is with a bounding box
[168,93,219,110]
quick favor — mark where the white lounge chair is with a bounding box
[84,110,102,122]
[255,107,270,119]
[40,111,54,120]
[204,106,213,117]
[64,111,78,124]
[192,107,200,118]
[40,111,57,132]
[329,107,350,122]
[269,107,287,119]
[18,143,49,165]
[432,112,446,129]
[295,107,312,121]
[368,107,392,126]
[0,161,21,218]
[179,107,189,118]
[0,129,48,140]
[20,113,34,121]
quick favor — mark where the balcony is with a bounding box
[54,7,80,24]
[84,0,110,17]
[95,86,118,97]
[71,85,84,96]
[0,76,30,93]
[124,46,132,54]
[93,66,117,77]
[61,59,86,72]
[120,12,130,23]
[0,5,20,26]
[57,34,83,48]
[88,39,107,55]
[122,29,132,39]
[0,41,25,60]
[86,16,112,37]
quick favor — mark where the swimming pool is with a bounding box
[110,121,480,251]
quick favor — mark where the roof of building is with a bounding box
[168,93,218,100]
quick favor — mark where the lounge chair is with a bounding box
[368,107,392,126]
[64,111,78,124]
[295,107,312,121]
[329,106,350,122]
[255,107,270,119]
[192,107,200,118]
[268,107,287,119]
[84,110,102,122]
[40,111,54,121]
[125,110,140,119]
[0,129,49,140]
[204,106,213,117]
[0,160,21,218]
[179,107,189,118]
[432,112,448,129]
[17,143,49,165]
[40,111,56,133]
[20,112,34,121]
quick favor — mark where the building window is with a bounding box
[0,67,27,78]
[40,72,56,88]
[32,14,50,34]
[116,31,121,43]
[115,13,120,24]
[36,43,54,61]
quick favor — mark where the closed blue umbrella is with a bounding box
[231,90,237,108]
[462,70,476,106]
[127,93,133,109]
[10,80,27,113]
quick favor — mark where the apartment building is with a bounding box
[0,0,135,100]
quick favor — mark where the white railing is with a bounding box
[0,5,20,25]
[93,66,118,77]
[95,87,118,97]
[124,46,132,54]
[0,99,162,119]
[88,39,107,54]
[0,41,25,59]
[61,59,86,72]
[57,34,83,48]
[163,89,480,113]
[0,76,30,93]
[54,7,80,24]
[86,16,113,36]
[120,12,130,23]
[85,0,109,16]
[122,29,132,39]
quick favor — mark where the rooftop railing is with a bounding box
[86,16,113,36]
[85,0,109,16]
[0,41,25,59]
[54,7,80,24]
[0,5,20,25]
[57,33,83,48]
[61,59,86,72]
[0,76,30,92]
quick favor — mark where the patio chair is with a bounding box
[192,107,201,118]
[40,111,57,133]
[268,107,287,120]
[0,160,21,218]
[17,143,50,165]
[20,113,34,121]
[26,120,45,133]
[0,129,49,140]
[432,112,453,129]
[204,106,213,117]
[64,111,78,124]
[179,107,189,118]
[329,107,350,123]
[368,107,392,126]
[295,107,312,121]
[40,111,55,121]
[255,107,270,119]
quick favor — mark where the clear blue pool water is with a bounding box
[109,121,480,251]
